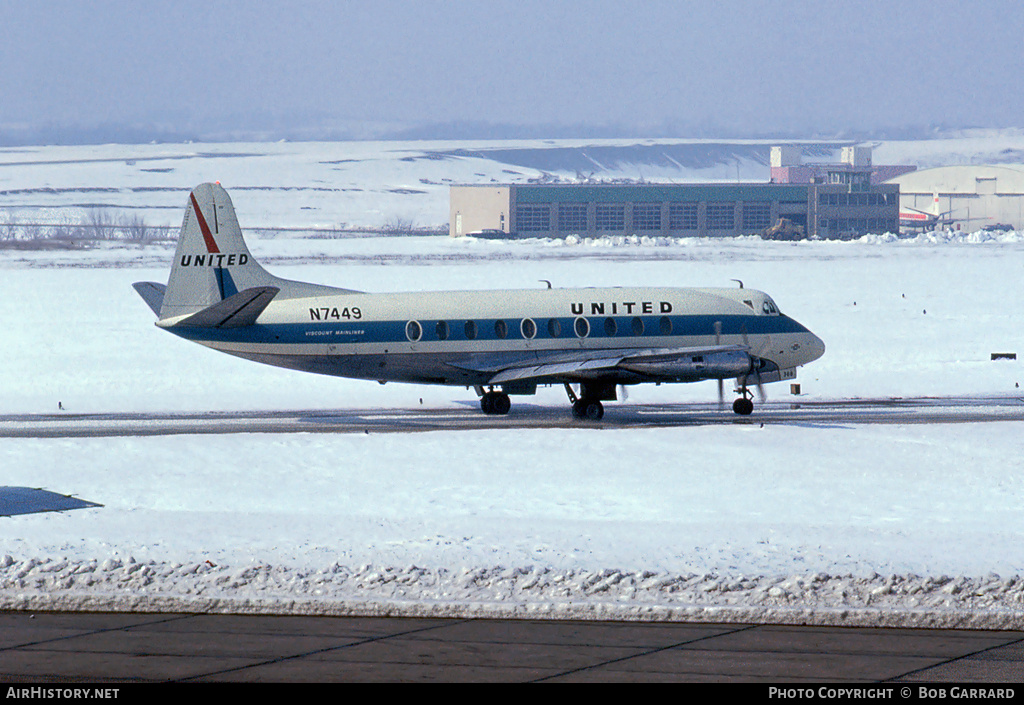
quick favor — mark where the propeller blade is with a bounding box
[714,321,726,410]
[753,337,770,403]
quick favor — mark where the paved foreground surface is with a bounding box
[3,395,1024,438]
[1,612,1023,682]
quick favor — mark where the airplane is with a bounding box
[134,183,825,420]
[900,192,988,232]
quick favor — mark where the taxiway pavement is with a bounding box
[2,395,1023,438]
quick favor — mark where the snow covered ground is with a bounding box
[3,232,1024,627]
[2,137,1024,627]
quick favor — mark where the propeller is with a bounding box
[740,324,769,403]
[753,368,767,403]
[715,319,771,410]
[714,321,725,410]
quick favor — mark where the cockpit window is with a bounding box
[762,299,780,315]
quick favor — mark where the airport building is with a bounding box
[770,145,917,185]
[450,144,903,240]
[450,179,900,240]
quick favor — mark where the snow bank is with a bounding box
[4,556,1023,629]
[855,229,1024,245]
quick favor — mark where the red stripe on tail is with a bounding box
[190,193,220,253]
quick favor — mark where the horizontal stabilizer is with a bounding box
[163,286,280,329]
[132,282,167,316]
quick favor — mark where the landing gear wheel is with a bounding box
[480,391,511,415]
[732,397,754,416]
[491,393,511,415]
[572,399,604,421]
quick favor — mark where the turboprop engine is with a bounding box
[618,349,754,382]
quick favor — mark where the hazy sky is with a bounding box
[2,0,1022,139]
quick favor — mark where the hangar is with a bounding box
[886,165,1024,231]
[450,180,899,240]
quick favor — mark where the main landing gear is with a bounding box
[572,398,604,421]
[565,383,608,421]
[479,388,511,415]
[478,384,607,420]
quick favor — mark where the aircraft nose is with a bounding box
[804,331,826,364]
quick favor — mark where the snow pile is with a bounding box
[4,556,1023,628]
[557,234,762,248]
[856,229,1024,245]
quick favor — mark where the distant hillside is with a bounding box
[2,133,1023,233]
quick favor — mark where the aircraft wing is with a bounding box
[486,354,630,384]
[478,344,750,385]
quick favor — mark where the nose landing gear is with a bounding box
[731,373,764,416]
[732,394,754,416]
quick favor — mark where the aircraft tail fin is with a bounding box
[158,183,274,320]
[155,183,358,323]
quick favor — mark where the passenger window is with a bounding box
[631,317,644,336]
[574,317,590,338]
[435,320,449,340]
[548,318,562,337]
[406,320,422,342]
[660,316,672,335]
[464,320,477,340]
[494,319,507,339]
[521,318,536,339]
[604,317,617,336]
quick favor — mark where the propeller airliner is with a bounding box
[135,183,825,420]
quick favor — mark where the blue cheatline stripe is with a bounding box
[170,313,809,345]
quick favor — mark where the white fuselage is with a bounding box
[167,285,824,388]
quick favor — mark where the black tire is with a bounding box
[732,397,754,415]
[572,399,603,421]
[492,393,511,415]
[480,393,495,414]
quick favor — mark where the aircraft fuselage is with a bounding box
[163,285,823,389]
